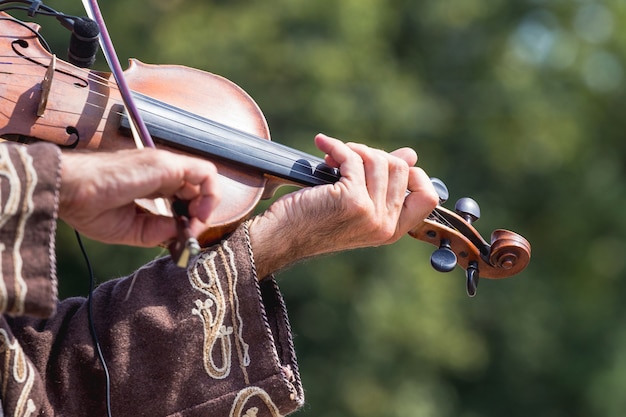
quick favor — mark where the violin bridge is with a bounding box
[37,54,56,117]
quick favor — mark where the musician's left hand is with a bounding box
[249,133,438,278]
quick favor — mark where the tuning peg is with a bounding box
[430,239,457,272]
[455,197,481,224]
[430,177,449,204]
[466,261,479,297]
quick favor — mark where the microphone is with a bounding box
[67,17,100,68]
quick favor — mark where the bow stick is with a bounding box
[80,0,200,267]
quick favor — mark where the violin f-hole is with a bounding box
[11,39,89,88]
[61,126,80,148]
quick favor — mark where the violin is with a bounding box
[0,11,530,296]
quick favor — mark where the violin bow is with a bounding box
[80,0,200,267]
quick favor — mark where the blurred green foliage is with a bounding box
[20,0,626,415]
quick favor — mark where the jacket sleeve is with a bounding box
[0,142,59,319]
[0,142,304,417]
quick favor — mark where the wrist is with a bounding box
[248,206,328,279]
[248,212,293,279]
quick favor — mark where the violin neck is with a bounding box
[120,92,340,188]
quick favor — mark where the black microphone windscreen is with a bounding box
[68,17,100,68]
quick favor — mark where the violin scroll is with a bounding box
[409,178,531,297]
[488,229,532,275]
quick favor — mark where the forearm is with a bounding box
[239,133,440,280]
[248,210,307,279]
[247,196,342,279]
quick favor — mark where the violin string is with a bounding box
[0,56,325,178]
[0,25,451,217]
[429,210,456,231]
[0,55,448,230]
[1,59,450,223]
[0,58,340,186]
[0,59,451,227]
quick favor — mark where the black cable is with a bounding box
[2,0,110,412]
[0,14,52,52]
[0,0,77,24]
[75,230,113,417]
[0,0,101,67]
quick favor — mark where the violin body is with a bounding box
[0,12,531,290]
[0,12,274,243]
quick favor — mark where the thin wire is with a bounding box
[0,15,51,51]
[1,8,113,414]
[75,230,113,417]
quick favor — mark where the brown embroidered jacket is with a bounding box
[0,142,304,416]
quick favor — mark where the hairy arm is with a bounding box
[249,133,438,278]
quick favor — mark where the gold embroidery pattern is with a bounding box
[189,242,250,381]
[189,250,230,379]
[0,328,36,417]
[0,146,38,315]
[229,386,282,417]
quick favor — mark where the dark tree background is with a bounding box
[19,0,626,416]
